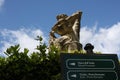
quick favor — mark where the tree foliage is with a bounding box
[0,36,61,80]
[0,36,120,80]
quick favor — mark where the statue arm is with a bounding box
[50,31,56,38]
[66,11,82,22]
[49,31,56,45]
[72,19,80,41]
[67,11,82,40]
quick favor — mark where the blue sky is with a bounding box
[0,0,120,59]
[1,0,120,30]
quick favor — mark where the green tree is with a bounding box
[0,36,61,80]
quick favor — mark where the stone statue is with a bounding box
[49,11,82,52]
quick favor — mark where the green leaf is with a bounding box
[23,48,29,54]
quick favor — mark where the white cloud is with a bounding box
[0,0,4,10]
[0,22,120,59]
[0,28,46,56]
[80,22,120,59]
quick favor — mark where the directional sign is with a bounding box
[67,70,118,80]
[67,59,115,69]
[60,53,120,80]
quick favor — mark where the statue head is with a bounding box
[56,14,68,21]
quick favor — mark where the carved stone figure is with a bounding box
[49,11,82,52]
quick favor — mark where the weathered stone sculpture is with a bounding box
[49,11,82,52]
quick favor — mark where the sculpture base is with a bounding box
[67,42,82,53]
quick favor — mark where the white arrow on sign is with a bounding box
[71,74,77,78]
[69,62,76,66]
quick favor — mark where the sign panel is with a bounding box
[66,59,115,69]
[60,53,120,80]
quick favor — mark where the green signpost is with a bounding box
[60,53,120,80]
